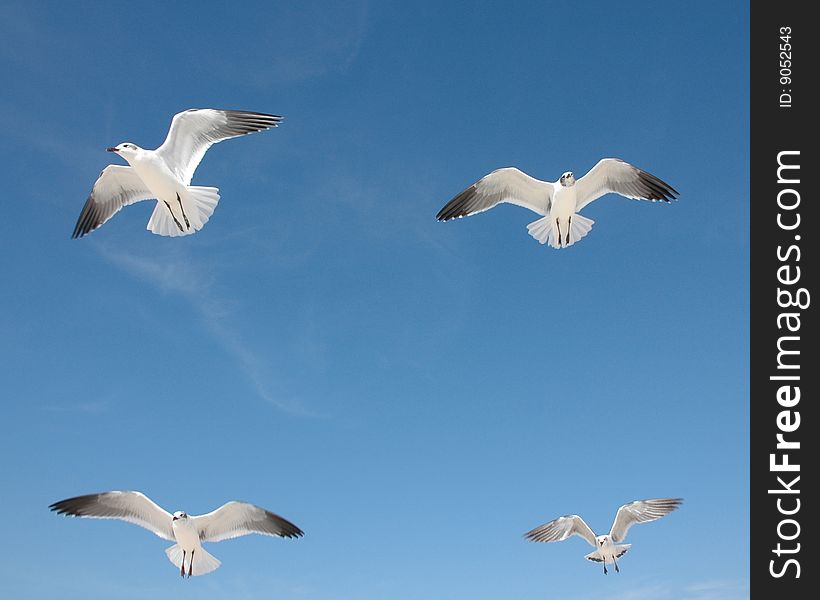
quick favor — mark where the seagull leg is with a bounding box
[566,215,572,244]
[603,562,608,575]
[188,549,194,578]
[176,193,191,229]
[163,200,185,232]
[180,550,186,577]
[556,218,563,246]
[614,556,620,573]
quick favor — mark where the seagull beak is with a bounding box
[106,147,118,153]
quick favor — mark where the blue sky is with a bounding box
[0,1,748,598]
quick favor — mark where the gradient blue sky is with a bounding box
[0,1,748,599]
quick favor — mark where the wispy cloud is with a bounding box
[0,3,42,65]
[684,579,749,600]
[203,0,368,88]
[97,243,325,418]
[610,578,749,600]
[611,584,673,600]
[0,100,101,172]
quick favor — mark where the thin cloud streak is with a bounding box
[610,584,672,600]
[685,579,749,600]
[97,244,325,418]
[609,578,749,600]
[205,0,368,88]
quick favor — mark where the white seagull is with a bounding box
[523,498,682,574]
[436,158,679,248]
[50,490,303,577]
[72,109,282,239]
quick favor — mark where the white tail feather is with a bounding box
[584,544,631,564]
[147,186,220,237]
[526,213,594,249]
[526,215,553,246]
[165,544,221,576]
[567,213,594,246]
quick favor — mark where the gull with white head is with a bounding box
[436,158,679,248]
[72,109,282,238]
[50,490,303,577]
[523,498,682,574]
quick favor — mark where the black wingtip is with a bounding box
[49,493,101,517]
[435,186,476,221]
[49,499,71,515]
[71,195,101,239]
[637,169,679,203]
[281,521,306,539]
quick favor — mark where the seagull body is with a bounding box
[524,498,682,574]
[436,158,679,249]
[72,109,282,239]
[50,491,303,577]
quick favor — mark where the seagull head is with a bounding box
[106,142,141,159]
[559,171,575,187]
[596,535,609,547]
[172,511,188,522]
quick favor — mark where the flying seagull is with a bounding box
[72,109,282,239]
[523,498,682,574]
[436,158,678,249]
[50,491,303,577]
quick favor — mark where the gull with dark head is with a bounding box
[523,498,682,574]
[72,108,282,239]
[436,158,679,249]
[50,490,303,577]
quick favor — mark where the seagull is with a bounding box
[72,109,282,239]
[50,491,303,577]
[436,158,679,248]
[523,498,682,574]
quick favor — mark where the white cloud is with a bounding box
[684,579,749,600]
[609,579,749,600]
[98,244,325,418]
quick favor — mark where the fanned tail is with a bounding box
[526,216,554,247]
[165,544,221,577]
[567,213,594,246]
[584,544,631,564]
[147,186,220,237]
[526,213,594,249]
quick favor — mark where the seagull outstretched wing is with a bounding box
[156,109,282,185]
[574,158,678,211]
[72,165,154,238]
[192,501,304,543]
[49,491,174,540]
[524,514,597,547]
[436,167,553,221]
[608,498,682,543]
